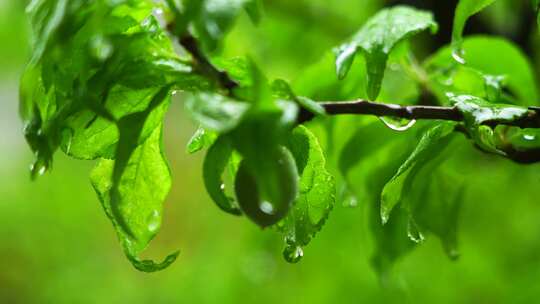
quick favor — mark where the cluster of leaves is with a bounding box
[19,0,540,273]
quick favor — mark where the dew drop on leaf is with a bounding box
[89,35,113,62]
[283,245,304,263]
[341,194,358,208]
[259,201,275,215]
[446,248,460,261]
[452,49,466,65]
[380,117,417,132]
[146,210,161,234]
[407,218,425,244]
[524,134,536,141]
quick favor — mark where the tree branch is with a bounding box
[178,34,239,92]
[174,31,540,130]
[299,101,540,129]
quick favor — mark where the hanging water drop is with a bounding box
[283,245,303,263]
[380,117,417,131]
[407,219,425,243]
[30,157,48,180]
[483,75,505,102]
[259,201,275,215]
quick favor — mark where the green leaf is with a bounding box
[244,0,263,24]
[450,94,530,154]
[60,86,168,160]
[186,0,258,51]
[185,92,250,132]
[280,126,335,263]
[91,125,178,272]
[26,0,68,64]
[536,0,540,29]
[335,117,421,276]
[491,127,540,163]
[22,1,197,170]
[413,174,465,260]
[203,136,242,215]
[451,0,498,63]
[381,122,457,224]
[334,6,437,100]
[426,36,538,105]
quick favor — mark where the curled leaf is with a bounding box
[449,94,530,154]
[203,136,242,215]
[451,0,498,63]
[185,92,250,133]
[91,125,178,272]
[334,6,437,100]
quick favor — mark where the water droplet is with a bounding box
[483,75,505,102]
[90,35,113,62]
[524,134,536,141]
[220,183,225,191]
[259,201,275,215]
[147,210,161,233]
[380,117,417,132]
[342,195,358,208]
[452,49,466,64]
[283,245,303,263]
[446,248,460,260]
[407,219,425,244]
[30,157,48,180]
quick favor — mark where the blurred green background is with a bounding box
[3,0,540,303]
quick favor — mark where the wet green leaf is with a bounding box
[91,125,178,272]
[381,122,457,224]
[185,0,260,51]
[451,0,498,62]
[450,94,530,154]
[426,36,538,105]
[20,0,204,272]
[280,126,335,263]
[185,92,250,132]
[334,6,437,100]
[203,136,242,215]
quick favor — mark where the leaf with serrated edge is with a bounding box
[91,125,178,272]
[280,126,335,263]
